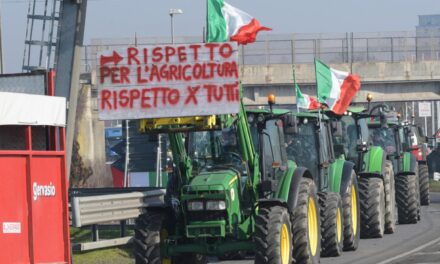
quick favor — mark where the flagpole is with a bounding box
[314,58,322,124]
[293,65,299,113]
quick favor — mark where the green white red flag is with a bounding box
[296,83,320,110]
[315,59,361,115]
[207,0,271,45]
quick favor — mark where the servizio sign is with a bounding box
[97,42,240,120]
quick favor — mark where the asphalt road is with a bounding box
[209,192,440,264]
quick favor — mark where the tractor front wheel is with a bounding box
[359,177,385,238]
[318,192,343,257]
[341,171,360,251]
[396,175,418,224]
[292,177,320,264]
[134,210,207,264]
[255,206,293,264]
[419,164,430,206]
[384,161,396,234]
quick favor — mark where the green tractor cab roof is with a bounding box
[246,108,291,116]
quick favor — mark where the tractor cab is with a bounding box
[282,112,335,191]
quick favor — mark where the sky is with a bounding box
[1,0,439,73]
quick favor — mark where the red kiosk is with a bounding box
[0,77,71,263]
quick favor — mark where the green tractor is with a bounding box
[328,107,396,239]
[401,121,430,205]
[133,96,321,264]
[278,111,360,257]
[368,104,421,225]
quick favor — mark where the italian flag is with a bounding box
[296,83,320,110]
[207,0,271,45]
[315,59,361,115]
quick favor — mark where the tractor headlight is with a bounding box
[206,200,226,210]
[187,201,204,211]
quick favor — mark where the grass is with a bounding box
[429,179,440,192]
[71,226,134,264]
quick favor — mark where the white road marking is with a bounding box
[414,251,440,256]
[376,237,440,264]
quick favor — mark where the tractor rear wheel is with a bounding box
[396,175,418,224]
[292,177,320,264]
[359,177,385,238]
[255,205,292,264]
[419,164,430,206]
[134,210,206,264]
[341,171,360,251]
[384,161,396,234]
[318,192,343,257]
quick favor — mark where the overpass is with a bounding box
[241,61,440,105]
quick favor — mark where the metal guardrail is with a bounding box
[81,32,440,72]
[71,189,166,227]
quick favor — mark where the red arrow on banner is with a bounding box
[100,51,123,66]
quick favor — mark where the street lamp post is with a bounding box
[169,8,183,44]
[155,9,183,186]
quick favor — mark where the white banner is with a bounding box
[97,42,240,120]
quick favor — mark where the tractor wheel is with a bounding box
[395,175,418,224]
[134,210,173,264]
[419,164,430,206]
[384,161,396,234]
[134,210,206,264]
[414,164,421,221]
[255,205,292,264]
[318,192,343,257]
[341,171,360,251]
[292,177,320,264]
[359,177,385,238]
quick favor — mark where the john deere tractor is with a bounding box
[368,105,420,224]
[278,111,360,257]
[133,95,321,264]
[328,107,396,238]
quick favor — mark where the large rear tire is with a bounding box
[359,177,385,238]
[134,210,206,264]
[384,161,396,234]
[318,192,343,257]
[255,206,293,264]
[341,171,360,251]
[292,177,320,264]
[395,175,418,224]
[419,163,430,206]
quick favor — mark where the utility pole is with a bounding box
[54,0,88,179]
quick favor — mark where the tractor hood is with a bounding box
[188,169,238,192]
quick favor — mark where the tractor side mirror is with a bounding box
[284,115,298,134]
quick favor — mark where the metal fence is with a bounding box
[81,31,440,72]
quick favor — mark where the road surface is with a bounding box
[209,192,440,264]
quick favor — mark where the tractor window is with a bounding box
[187,125,246,175]
[285,123,319,178]
[262,120,286,176]
[319,123,333,164]
[339,116,359,161]
[358,118,370,143]
[369,127,397,155]
[400,127,412,151]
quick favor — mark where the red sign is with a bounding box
[97,42,240,120]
